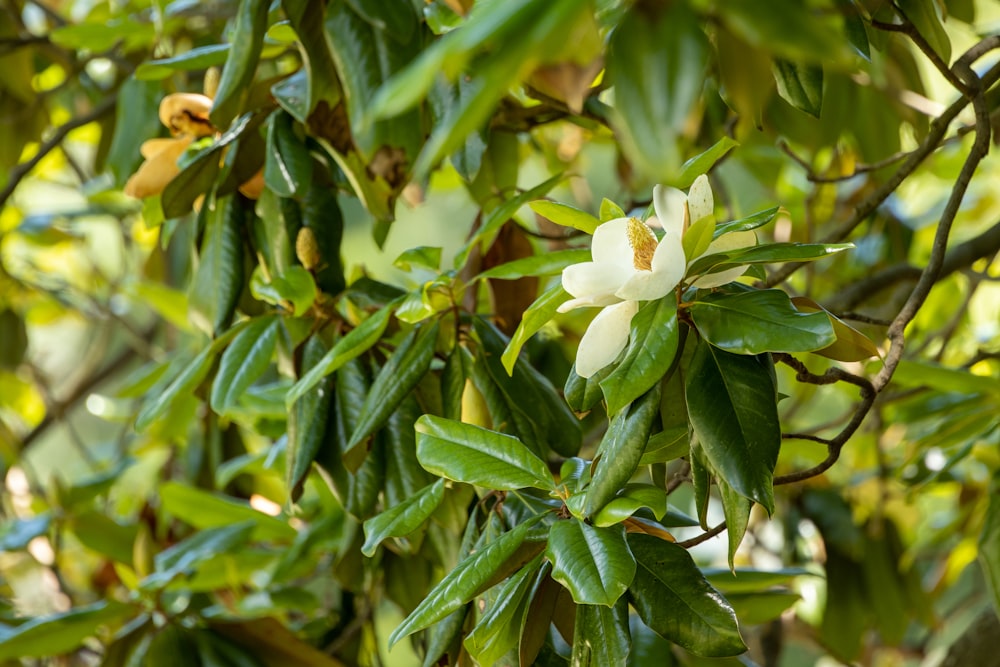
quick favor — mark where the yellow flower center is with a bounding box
[626,217,657,271]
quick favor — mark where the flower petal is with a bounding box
[690,266,749,288]
[687,174,714,223]
[562,259,633,300]
[557,293,623,313]
[591,218,635,267]
[575,300,639,378]
[653,185,686,238]
[123,137,190,198]
[614,231,685,301]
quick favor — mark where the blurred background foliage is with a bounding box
[0,0,999,665]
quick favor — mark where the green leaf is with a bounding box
[286,335,333,499]
[135,44,230,80]
[210,0,270,128]
[547,521,635,606]
[682,215,716,262]
[585,384,661,517]
[158,482,296,542]
[628,534,746,657]
[362,479,445,557]
[394,246,443,272]
[717,469,753,570]
[791,297,881,362]
[415,415,556,491]
[286,302,395,407]
[572,598,631,666]
[703,567,813,593]
[189,196,245,337]
[891,360,1000,395]
[773,60,823,118]
[592,484,669,528]
[144,521,257,589]
[161,142,222,219]
[529,200,600,234]
[388,515,544,646]
[600,297,679,415]
[501,282,570,374]
[210,315,280,415]
[249,265,317,316]
[600,198,626,222]
[689,290,835,355]
[564,363,613,414]
[897,0,951,63]
[638,426,689,466]
[464,557,540,667]
[475,249,590,281]
[675,137,740,188]
[345,0,416,44]
[283,0,342,120]
[0,601,134,660]
[685,342,780,513]
[264,110,313,198]
[344,322,439,469]
[979,476,1000,615]
[712,206,780,238]
[686,242,853,278]
[607,2,708,182]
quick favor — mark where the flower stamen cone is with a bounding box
[626,217,657,271]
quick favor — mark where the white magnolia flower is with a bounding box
[559,175,755,378]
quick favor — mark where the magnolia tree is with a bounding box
[1,0,1000,665]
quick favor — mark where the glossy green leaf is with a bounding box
[600,198,626,222]
[135,44,230,80]
[585,383,661,517]
[345,0,416,44]
[475,248,590,281]
[394,246,443,272]
[210,0,270,128]
[686,342,780,513]
[158,482,296,542]
[189,197,245,337]
[388,515,544,646]
[464,556,540,667]
[675,137,739,188]
[264,110,313,198]
[564,363,613,414]
[286,302,395,407]
[286,335,333,499]
[362,479,445,557]
[382,395,436,507]
[791,296,881,361]
[415,415,555,491]
[210,315,280,415]
[607,2,707,182]
[529,200,600,234]
[501,282,570,374]
[161,142,222,219]
[547,521,635,606]
[572,598,631,667]
[687,242,853,277]
[718,471,753,570]
[283,0,342,119]
[638,426,688,466]
[344,322,439,468]
[689,289,835,354]
[773,60,823,118]
[592,484,668,528]
[249,265,317,316]
[0,601,134,660]
[300,181,347,296]
[628,534,746,656]
[712,206,780,238]
[600,297,679,415]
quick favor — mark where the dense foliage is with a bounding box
[1,0,999,665]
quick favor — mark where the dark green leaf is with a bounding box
[210,315,280,415]
[773,60,823,118]
[628,534,746,656]
[712,206,780,238]
[210,0,270,128]
[607,3,708,182]
[686,242,853,278]
[564,363,613,414]
[572,598,631,667]
[300,178,347,296]
[286,334,333,499]
[161,143,222,219]
[601,297,679,415]
[189,196,245,337]
[415,415,556,491]
[689,289,835,355]
[286,301,396,407]
[344,322,439,469]
[475,249,590,281]
[675,138,739,188]
[585,383,661,517]
[388,515,544,646]
[685,342,780,512]
[464,556,540,666]
[362,479,445,557]
[135,44,230,80]
[264,110,313,197]
[547,521,635,606]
